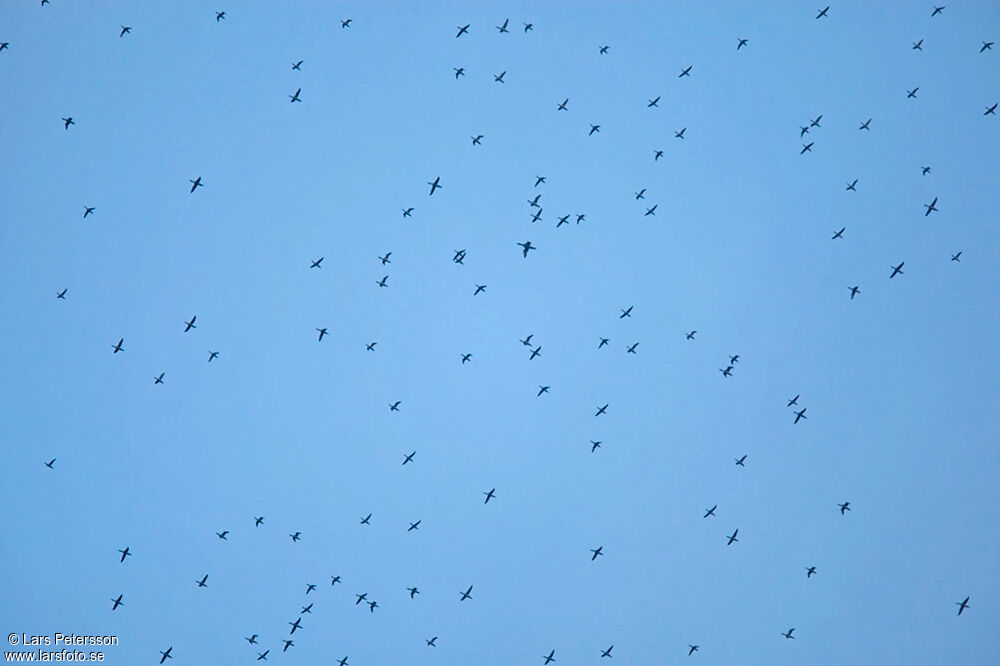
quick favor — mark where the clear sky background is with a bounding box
[1,1,998,664]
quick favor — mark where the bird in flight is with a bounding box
[557,98,568,111]
[727,529,739,545]
[389,401,401,411]
[810,115,823,127]
[119,25,131,37]
[530,209,543,223]
[530,345,542,360]
[686,330,697,340]
[648,96,660,108]
[985,103,998,116]
[913,39,923,51]
[832,227,845,240]
[368,600,378,612]
[184,316,197,332]
[720,366,733,377]
[794,408,807,423]
[112,338,124,354]
[208,351,219,362]
[518,241,536,257]
[907,87,919,99]
[599,45,609,54]
[556,214,570,227]
[679,65,692,77]
[800,142,814,154]
[471,134,483,145]
[846,179,858,191]
[316,328,328,341]
[289,88,302,103]
[922,166,932,175]
[0,42,8,52]
[355,593,368,605]
[44,458,56,469]
[645,205,657,216]
[595,404,609,417]
[460,585,473,601]
[788,394,800,407]
[159,647,173,663]
[402,451,415,465]
[401,207,414,218]
[981,41,994,53]
[380,252,392,265]
[782,628,796,639]
[654,150,663,161]
[589,124,601,135]
[462,352,473,363]
[282,640,293,653]
[626,342,639,354]
[675,127,686,139]
[289,531,301,542]
[800,125,810,137]
[341,18,352,28]
[292,60,303,70]
[543,650,556,664]
[456,24,470,38]
[956,596,970,615]
[534,175,546,187]
[189,177,203,192]
[591,546,604,560]
[538,386,549,396]
[849,285,860,300]
[483,488,495,504]
[257,650,268,661]
[82,205,96,218]
[377,275,389,288]
[196,574,208,588]
[215,12,225,22]
[620,306,633,318]
[688,645,699,656]
[428,176,442,195]
[859,118,871,130]
[806,566,817,578]
[528,193,542,207]
[111,594,123,610]
[497,18,509,33]
[931,5,945,16]
[56,288,67,299]
[118,546,131,562]
[454,67,465,78]
[523,22,533,32]
[310,257,323,268]
[408,586,419,598]
[598,338,609,348]
[408,520,421,531]
[426,637,438,647]
[890,261,905,279]
[494,71,506,83]
[735,455,747,466]
[816,6,829,19]
[254,516,263,526]
[288,618,302,635]
[520,334,534,347]
[737,38,748,50]
[62,117,74,129]
[366,342,377,351]
[591,440,602,452]
[216,530,228,540]
[839,502,851,514]
[330,575,341,585]
[951,251,962,262]
[704,505,717,518]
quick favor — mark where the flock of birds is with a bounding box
[7,2,994,664]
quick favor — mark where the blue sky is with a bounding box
[1,1,998,664]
